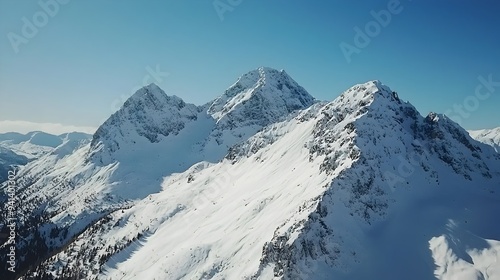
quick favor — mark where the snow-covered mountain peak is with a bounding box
[335,80,401,106]
[207,67,315,127]
[224,67,287,90]
[88,67,315,167]
[124,83,186,111]
[315,80,410,131]
[89,84,200,163]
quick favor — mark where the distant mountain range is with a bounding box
[0,131,92,184]
[469,127,500,153]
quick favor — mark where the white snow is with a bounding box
[430,220,500,280]
[469,127,500,153]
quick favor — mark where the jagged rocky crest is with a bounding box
[208,67,316,127]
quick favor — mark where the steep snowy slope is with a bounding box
[469,127,500,153]
[0,67,315,278]
[0,147,28,183]
[20,80,500,280]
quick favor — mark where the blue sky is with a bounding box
[1,0,499,134]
